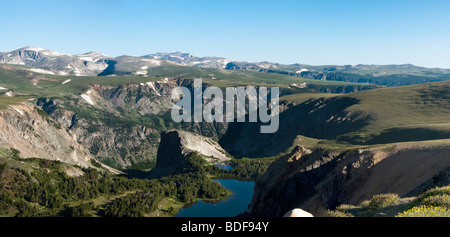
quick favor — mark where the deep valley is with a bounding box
[0,47,449,217]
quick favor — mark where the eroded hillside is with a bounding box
[245,142,450,217]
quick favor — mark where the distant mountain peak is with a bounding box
[141,52,232,68]
[80,51,108,57]
[20,46,47,51]
[15,46,68,57]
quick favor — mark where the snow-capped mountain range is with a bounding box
[142,52,232,69]
[1,46,449,80]
[0,46,305,77]
[0,46,237,76]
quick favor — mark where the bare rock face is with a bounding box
[34,79,228,170]
[88,80,178,115]
[220,97,367,158]
[149,129,230,178]
[246,144,450,217]
[35,81,177,170]
[0,102,94,168]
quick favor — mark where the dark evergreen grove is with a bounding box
[0,153,276,217]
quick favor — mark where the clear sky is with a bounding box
[1,0,450,68]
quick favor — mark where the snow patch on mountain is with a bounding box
[21,46,68,57]
[135,66,149,76]
[81,90,95,105]
[296,69,309,73]
[28,68,56,75]
[146,81,161,96]
[12,107,24,116]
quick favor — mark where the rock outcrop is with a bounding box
[86,79,179,115]
[283,208,314,217]
[246,143,450,217]
[0,102,94,168]
[35,79,228,170]
[149,129,230,178]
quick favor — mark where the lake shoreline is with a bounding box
[175,179,255,217]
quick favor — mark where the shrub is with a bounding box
[0,162,7,173]
[327,209,354,217]
[336,204,357,210]
[418,186,450,202]
[65,202,95,217]
[368,193,399,209]
[10,148,21,159]
[420,195,450,209]
[396,205,450,217]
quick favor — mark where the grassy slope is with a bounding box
[0,64,163,99]
[0,63,374,98]
[279,80,450,147]
[328,186,450,217]
[267,64,450,86]
[151,64,369,87]
[0,96,23,110]
[272,63,450,76]
[342,81,450,144]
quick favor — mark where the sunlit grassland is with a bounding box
[0,95,23,110]
[280,80,450,145]
[328,186,450,217]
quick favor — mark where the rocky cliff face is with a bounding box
[149,129,230,178]
[220,96,369,158]
[35,79,228,170]
[0,102,94,168]
[35,80,177,170]
[246,144,450,217]
[87,79,179,115]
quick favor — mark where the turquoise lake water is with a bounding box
[175,179,255,217]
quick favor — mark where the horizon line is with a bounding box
[1,45,449,70]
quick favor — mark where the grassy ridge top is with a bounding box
[144,64,372,87]
[0,64,164,98]
[280,80,450,145]
[0,63,375,98]
[0,96,23,110]
[343,81,450,144]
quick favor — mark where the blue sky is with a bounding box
[1,0,450,68]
